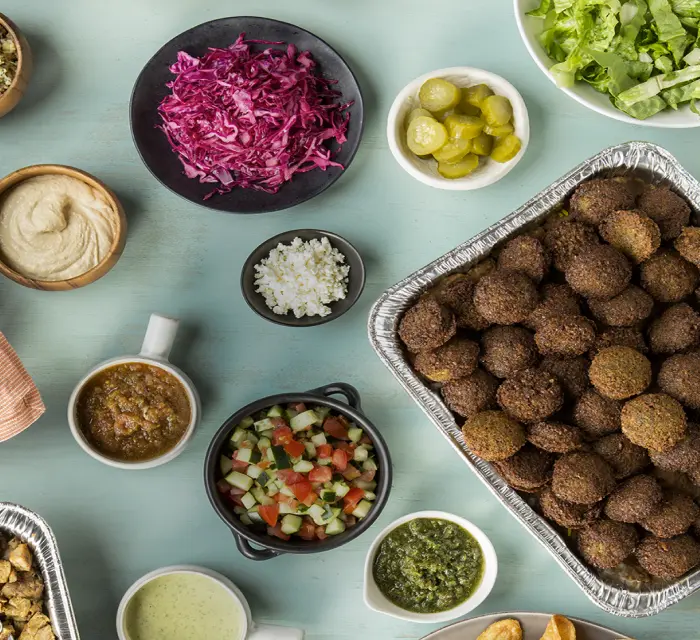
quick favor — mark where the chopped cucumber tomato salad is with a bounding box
[217,403,378,542]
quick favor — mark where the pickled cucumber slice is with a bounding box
[444,115,484,140]
[437,154,480,179]
[457,101,481,117]
[491,134,522,163]
[407,116,449,156]
[406,108,434,128]
[419,78,461,113]
[432,138,471,163]
[481,95,513,127]
[484,122,514,137]
[471,132,494,156]
[461,84,494,109]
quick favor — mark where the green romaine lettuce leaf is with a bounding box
[618,64,700,104]
[587,48,638,93]
[527,0,553,17]
[615,94,669,116]
[670,0,700,16]
[648,0,687,41]
[661,78,700,106]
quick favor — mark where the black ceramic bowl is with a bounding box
[204,383,392,560]
[130,16,364,214]
[240,229,366,327]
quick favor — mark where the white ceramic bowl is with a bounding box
[364,510,498,624]
[387,67,529,191]
[514,0,700,128]
[67,314,201,470]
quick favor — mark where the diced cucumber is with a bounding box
[266,447,276,463]
[285,409,299,422]
[352,500,372,519]
[257,436,271,451]
[317,457,332,466]
[320,490,337,502]
[225,471,253,491]
[236,448,259,464]
[293,460,314,473]
[353,446,369,462]
[257,472,270,487]
[333,482,350,498]
[363,491,377,501]
[280,486,296,498]
[247,510,264,524]
[348,426,363,443]
[313,406,332,423]
[219,455,233,476]
[267,483,279,497]
[311,433,327,447]
[246,464,263,479]
[267,405,284,418]
[239,416,254,429]
[254,418,276,433]
[354,480,377,491]
[239,513,253,526]
[271,445,291,469]
[362,458,378,472]
[279,502,296,515]
[281,514,302,535]
[243,432,259,446]
[233,506,246,515]
[296,504,309,514]
[304,441,317,458]
[230,427,248,445]
[251,486,267,504]
[241,492,257,510]
[321,504,336,523]
[290,456,302,466]
[326,518,346,536]
[290,410,319,432]
[308,504,325,525]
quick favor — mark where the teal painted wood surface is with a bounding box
[1,1,699,638]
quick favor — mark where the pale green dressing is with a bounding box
[124,573,244,640]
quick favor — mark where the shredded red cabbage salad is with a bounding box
[157,33,352,198]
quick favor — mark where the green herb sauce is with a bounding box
[372,518,484,613]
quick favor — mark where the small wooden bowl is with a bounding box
[0,13,33,118]
[0,165,127,290]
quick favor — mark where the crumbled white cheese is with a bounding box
[0,27,17,95]
[254,236,350,318]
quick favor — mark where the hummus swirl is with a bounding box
[0,175,117,281]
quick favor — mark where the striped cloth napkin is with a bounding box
[0,332,45,442]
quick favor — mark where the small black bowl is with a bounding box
[130,16,364,214]
[204,383,392,560]
[240,229,366,327]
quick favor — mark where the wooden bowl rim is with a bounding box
[0,12,28,101]
[0,164,127,290]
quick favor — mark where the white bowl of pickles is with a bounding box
[387,67,529,190]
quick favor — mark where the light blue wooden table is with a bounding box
[2,1,699,638]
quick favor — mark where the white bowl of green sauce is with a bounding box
[117,565,303,640]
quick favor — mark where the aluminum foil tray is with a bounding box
[0,502,80,639]
[368,142,700,618]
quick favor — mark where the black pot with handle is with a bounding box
[204,382,392,561]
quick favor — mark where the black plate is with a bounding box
[241,229,366,327]
[130,17,364,214]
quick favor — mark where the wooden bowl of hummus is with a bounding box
[0,13,32,118]
[0,165,127,290]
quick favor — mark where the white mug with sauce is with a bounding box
[117,565,304,640]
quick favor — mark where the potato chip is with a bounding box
[540,615,576,640]
[476,618,523,640]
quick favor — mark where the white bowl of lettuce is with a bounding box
[515,0,700,127]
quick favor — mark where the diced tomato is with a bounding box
[272,426,294,446]
[257,460,271,470]
[359,435,372,445]
[238,439,255,449]
[316,444,333,459]
[270,417,290,429]
[229,487,246,496]
[284,439,305,458]
[333,441,356,454]
[343,487,365,514]
[315,526,328,541]
[216,479,231,494]
[231,459,249,472]
[267,524,290,541]
[308,465,333,483]
[299,519,316,540]
[358,469,376,483]
[277,469,305,485]
[302,491,318,508]
[338,414,350,426]
[342,465,362,481]
[292,403,307,413]
[291,480,313,502]
[229,495,244,507]
[332,449,349,471]
[323,416,349,440]
[259,504,280,527]
[273,494,299,509]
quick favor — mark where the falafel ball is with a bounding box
[442,368,499,419]
[539,486,603,529]
[565,244,632,301]
[480,326,538,379]
[569,178,637,227]
[604,474,663,523]
[592,433,650,479]
[543,219,600,272]
[674,226,700,267]
[636,534,700,579]
[591,327,648,357]
[638,186,691,241]
[640,250,699,303]
[573,389,623,439]
[539,356,589,399]
[497,235,550,283]
[621,393,688,452]
[399,296,457,353]
[435,274,491,331]
[552,452,617,504]
[599,210,661,264]
[641,492,700,538]
[577,520,638,569]
[589,346,652,400]
[528,420,584,453]
[535,314,596,357]
[587,285,654,327]
[658,353,700,411]
[524,283,581,331]
[496,368,564,423]
[414,337,480,383]
[648,303,700,354]
[473,269,539,325]
[648,425,700,474]
[493,445,553,492]
[461,410,526,461]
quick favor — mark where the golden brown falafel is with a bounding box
[674,226,700,267]
[434,273,491,331]
[414,337,479,382]
[587,285,654,327]
[538,356,589,399]
[573,389,623,439]
[648,425,700,474]
[621,393,688,452]
[599,209,661,264]
[494,445,554,492]
[604,474,663,523]
[592,433,650,480]
[577,519,638,569]
[497,235,550,283]
[636,534,700,579]
[496,368,564,423]
[480,326,538,379]
[641,492,699,538]
[589,346,652,400]
[638,186,691,241]
[590,327,648,358]
[524,283,581,331]
[461,410,526,461]
[658,353,700,411]
[569,178,637,227]
[473,269,539,325]
[528,420,584,453]
[565,244,632,301]
[648,303,700,354]
[442,368,499,419]
[552,452,617,504]
[399,296,456,353]
[539,486,603,529]
[543,219,600,272]
[640,250,699,303]
[535,314,596,357]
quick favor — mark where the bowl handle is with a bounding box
[234,532,282,561]
[139,314,179,362]
[307,382,362,411]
